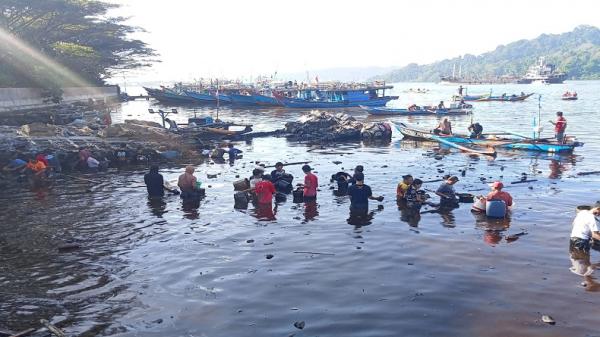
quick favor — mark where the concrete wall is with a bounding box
[0,86,119,112]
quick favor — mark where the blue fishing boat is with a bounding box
[361,105,471,116]
[227,92,257,105]
[273,83,398,108]
[183,89,216,103]
[144,87,197,104]
[393,122,583,153]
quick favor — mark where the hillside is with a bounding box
[377,25,600,82]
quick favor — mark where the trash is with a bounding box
[266,254,274,259]
[541,315,555,325]
[293,321,305,329]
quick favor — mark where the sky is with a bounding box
[110,0,600,83]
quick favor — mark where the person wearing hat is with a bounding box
[436,176,459,206]
[485,181,512,209]
[396,174,413,200]
[347,172,383,213]
[301,164,318,201]
[570,202,600,252]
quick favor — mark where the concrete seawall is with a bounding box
[0,86,119,112]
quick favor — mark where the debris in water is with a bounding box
[266,254,274,259]
[332,161,342,165]
[541,315,555,325]
[246,239,254,243]
[293,321,305,329]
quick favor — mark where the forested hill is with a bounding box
[378,25,600,82]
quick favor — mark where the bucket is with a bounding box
[234,191,249,208]
[275,179,292,192]
[486,200,507,218]
[292,189,304,203]
[233,179,249,191]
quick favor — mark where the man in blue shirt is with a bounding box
[144,165,165,198]
[347,172,383,213]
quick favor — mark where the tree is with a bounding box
[0,0,157,87]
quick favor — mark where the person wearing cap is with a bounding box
[570,203,600,252]
[486,181,512,209]
[396,174,413,200]
[549,111,567,143]
[347,172,383,213]
[144,165,165,198]
[301,164,318,201]
[436,176,459,205]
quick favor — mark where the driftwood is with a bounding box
[577,171,600,176]
[293,251,335,256]
[8,328,36,337]
[40,320,65,337]
[264,161,311,168]
[510,179,538,184]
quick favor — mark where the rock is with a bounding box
[541,315,555,325]
[293,321,305,330]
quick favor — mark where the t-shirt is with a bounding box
[87,157,100,168]
[347,184,372,210]
[271,169,285,181]
[303,172,318,197]
[26,161,46,172]
[255,180,276,204]
[486,190,513,207]
[396,182,410,198]
[144,172,165,197]
[228,148,242,157]
[405,186,420,203]
[436,183,456,201]
[571,210,599,240]
[555,116,567,133]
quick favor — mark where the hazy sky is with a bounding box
[111,0,600,82]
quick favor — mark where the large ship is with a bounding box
[517,57,567,84]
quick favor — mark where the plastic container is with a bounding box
[486,200,507,218]
[195,181,202,189]
[471,196,486,212]
[233,179,249,191]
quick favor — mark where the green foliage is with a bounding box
[0,0,157,87]
[379,25,600,82]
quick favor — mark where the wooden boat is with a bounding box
[453,94,490,101]
[475,93,534,102]
[183,90,216,103]
[393,122,582,153]
[273,83,398,108]
[361,105,471,116]
[431,134,497,157]
[144,87,197,104]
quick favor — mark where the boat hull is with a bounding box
[276,96,398,108]
[393,122,579,153]
[362,106,471,116]
[145,87,197,104]
[183,90,216,103]
[476,93,534,102]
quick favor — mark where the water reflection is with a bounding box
[147,197,167,217]
[181,198,201,219]
[473,212,512,245]
[569,246,600,292]
[303,201,319,222]
[347,209,375,228]
[398,200,422,227]
[251,203,277,221]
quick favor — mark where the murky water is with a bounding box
[2,82,600,336]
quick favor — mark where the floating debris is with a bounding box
[541,315,555,325]
[293,321,305,329]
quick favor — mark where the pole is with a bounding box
[216,79,220,121]
[537,94,542,139]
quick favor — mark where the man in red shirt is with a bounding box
[549,111,567,143]
[301,164,318,201]
[254,176,276,205]
[486,181,513,210]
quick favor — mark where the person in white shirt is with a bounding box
[570,204,600,252]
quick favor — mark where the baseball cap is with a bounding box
[491,181,504,189]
